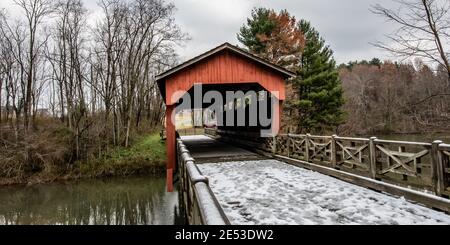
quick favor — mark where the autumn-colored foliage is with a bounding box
[239,8,344,134]
[259,10,305,69]
[238,8,305,70]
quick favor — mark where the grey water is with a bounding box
[0,176,186,225]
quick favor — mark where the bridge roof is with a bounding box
[156,43,296,103]
[156,42,295,81]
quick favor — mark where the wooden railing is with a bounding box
[273,134,450,198]
[177,127,205,136]
[437,143,450,197]
[176,138,230,225]
[204,128,217,137]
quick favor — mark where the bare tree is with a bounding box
[0,10,5,123]
[13,0,53,130]
[371,0,450,80]
[0,12,28,137]
[339,59,450,135]
[93,0,186,147]
[47,0,89,158]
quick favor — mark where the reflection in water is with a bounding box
[0,177,186,225]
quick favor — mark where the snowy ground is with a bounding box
[198,160,450,225]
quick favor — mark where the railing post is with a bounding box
[431,140,444,196]
[305,134,310,162]
[287,134,291,158]
[331,135,337,168]
[272,135,277,155]
[369,137,377,179]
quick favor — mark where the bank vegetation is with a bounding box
[0,0,184,184]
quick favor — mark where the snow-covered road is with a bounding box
[198,160,450,225]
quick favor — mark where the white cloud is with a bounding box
[0,0,402,64]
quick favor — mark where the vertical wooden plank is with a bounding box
[227,52,233,82]
[369,137,377,179]
[226,53,231,83]
[243,57,249,81]
[221,54,226,82]
[331,135,337,168]
[287,135,291,158]
[431,140,444,196]
[205,57,210,84]
[214,55,219,83]
[272,136,277,155]
[232,53,238,83]
[436,145,446,196]
[305,134,310,161]
[199,60,204,84]
[239,56,245,82]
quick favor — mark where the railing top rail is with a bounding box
[287,133,306,137]
[194,182,230,225]
[439,143,450,150]
[334,136,370,141]
[374,139,431,147]
[308,135,332,139]
[289,134,332,139]
[177,139,230,225]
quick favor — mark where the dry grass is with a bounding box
[0,118,71,184]
[0,117,165,185]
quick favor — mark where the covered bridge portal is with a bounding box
[156,43,295,191]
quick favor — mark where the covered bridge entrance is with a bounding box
[156,43,295,191]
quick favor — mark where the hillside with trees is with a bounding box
[0,0,186,184]
[339,59,450,135]
[237,1,449,136]
[0,0,449,184]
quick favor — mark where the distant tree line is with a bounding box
[339,0,450,135]
[339,59,450,135]
[0,0,186,178]
[238,1,449,135]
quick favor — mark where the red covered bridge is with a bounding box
[155,43,450,225]
[156,43,295,191]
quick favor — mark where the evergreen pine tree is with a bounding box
[291,20,345,133]
[237,8,304,69]
[237,8,275,55]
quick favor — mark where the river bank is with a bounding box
[0,176,184,225]
[0,132,166,186]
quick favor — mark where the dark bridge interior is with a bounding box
[155,43,295,191]
[175,83,275,134]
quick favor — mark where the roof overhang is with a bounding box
[156,43,295,82]
[156,42,296,101]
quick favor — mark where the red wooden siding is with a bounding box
[165,50,286,105]
[161,46,290,192]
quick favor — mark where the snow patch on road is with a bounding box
[197,160,450,225]
[180,135,212,141]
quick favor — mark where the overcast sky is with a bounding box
[0,0,401,65]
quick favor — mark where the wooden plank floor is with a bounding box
[180,135,267,163]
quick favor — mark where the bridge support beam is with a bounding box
[166,104,176,192]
